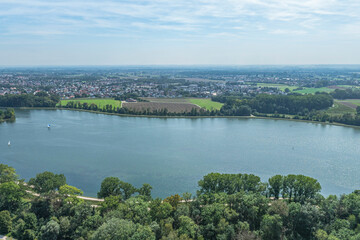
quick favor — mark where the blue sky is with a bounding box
[0,0,360,65]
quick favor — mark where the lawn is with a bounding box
[187,98,224,111]
[58,98,122,108]
[293,87,334,94]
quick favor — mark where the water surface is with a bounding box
[0,109,359,197]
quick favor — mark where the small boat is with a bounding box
[8,141,10,146]
[47,124,51,128]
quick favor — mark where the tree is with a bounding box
[164,194,182,211]
[0,181,25,212]
[138,183,153,201]
[0,164,18,183]
[98,177,121,198]
[0,210,12,234]
[29,171,66,193]
[91,218,155,240]
[178,216,199,239]
[41,220,60,240]
[260,214,283,240]
[120,181,137,200]
[268,175,283,199]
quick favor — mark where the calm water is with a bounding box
[0,109,359,197]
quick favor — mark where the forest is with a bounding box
[0,93,60,108]
[1,164,360,240]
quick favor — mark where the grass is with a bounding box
[324,101,356,116]
[293,87,334,94]
[256,83,298,91]
[187,98,224,111]
[58,98,122,108]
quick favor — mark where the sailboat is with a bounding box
[8,141,10,146]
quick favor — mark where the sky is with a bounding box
[0,0,360,65]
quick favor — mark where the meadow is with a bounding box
[293,87,334,94]
[187,98,224,110]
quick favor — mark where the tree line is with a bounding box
[2,164,360,239]
[0,93,60,107]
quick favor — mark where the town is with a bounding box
[1,66,359,99]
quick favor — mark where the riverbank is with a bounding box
[14,106,360,129]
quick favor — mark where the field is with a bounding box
[324,101,356,115]
[122,102,200,113]
[59,98,122,108]
[187,99,223,110]
[256,83,298,91]
[293,87,334,94]
[142,98,224,111]
[337,99,360,109]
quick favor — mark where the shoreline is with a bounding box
[12,107,360,129]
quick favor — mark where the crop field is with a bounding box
[122,102,200,113]
[293,87,334,94]
[141,98,189,103]
[188,98,223,110]
[325,101,356,115]
[337,99,360,108]
[59,98,122,108]
[143,98,223,111]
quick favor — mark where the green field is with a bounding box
[58,98,122,108]
[187,98,224,111]
[293,87,334,94]
[256,83,298,91]
[324,101,356,116]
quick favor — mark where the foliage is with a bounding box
[0,93,60,107]
[4,165,360,240]
[29,171,66,193]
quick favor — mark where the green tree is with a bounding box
[0,181,25,212]
[268,175,283,199]
[178,215,199,239]
[0,210,12,234]
[98,177,121,198]
[138,183,153,201]
[40,220,60,240]
[91,218,155,240]
[29,171,66,193]
[0,164,18,183]
[260,214,283,240]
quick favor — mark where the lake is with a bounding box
[0,109,359,198]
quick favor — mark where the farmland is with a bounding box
[324,101,356,115]
[142,98,223,111]
[122,102,200,113]
[58,98,122,108]
[293,87,334,94]
[188,98,223,110]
